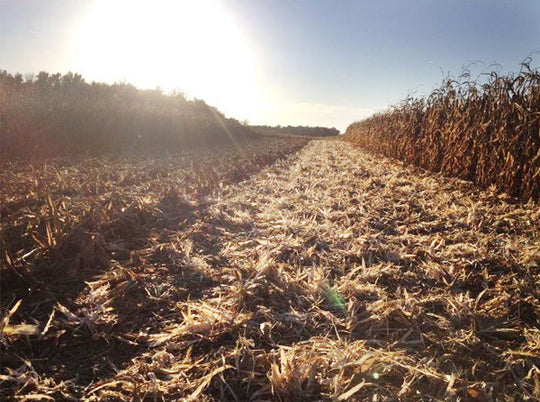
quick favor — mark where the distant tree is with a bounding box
[251,125,339,137]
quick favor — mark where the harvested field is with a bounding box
[1,139,540,400]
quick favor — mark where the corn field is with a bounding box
[344,60,540,202]
[1,64,540,400]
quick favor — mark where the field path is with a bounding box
[141,138,537,400]
[4,139,539,400]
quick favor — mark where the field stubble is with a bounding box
[1,138,540,400]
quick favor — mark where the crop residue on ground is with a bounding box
[1,139,540,400]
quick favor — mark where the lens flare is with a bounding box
[71,0,261,119]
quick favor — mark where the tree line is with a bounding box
[0,71,256,158]
[251,125,339,137]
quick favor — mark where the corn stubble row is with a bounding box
[0,135,308,275]
[0,139,309,398]
[2,139,539,400]
[345,61,540,202]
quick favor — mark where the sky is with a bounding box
[1,0,539,132]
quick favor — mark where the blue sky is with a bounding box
[1,0,539,131]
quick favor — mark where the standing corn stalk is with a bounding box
[345,59,540,202]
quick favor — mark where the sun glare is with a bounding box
[72,0,261,118]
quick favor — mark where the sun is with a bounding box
[71,0,261,118]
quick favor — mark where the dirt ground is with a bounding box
[1,139,539,401]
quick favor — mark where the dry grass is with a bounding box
[344,60,540,202]
[1,139,539,401]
